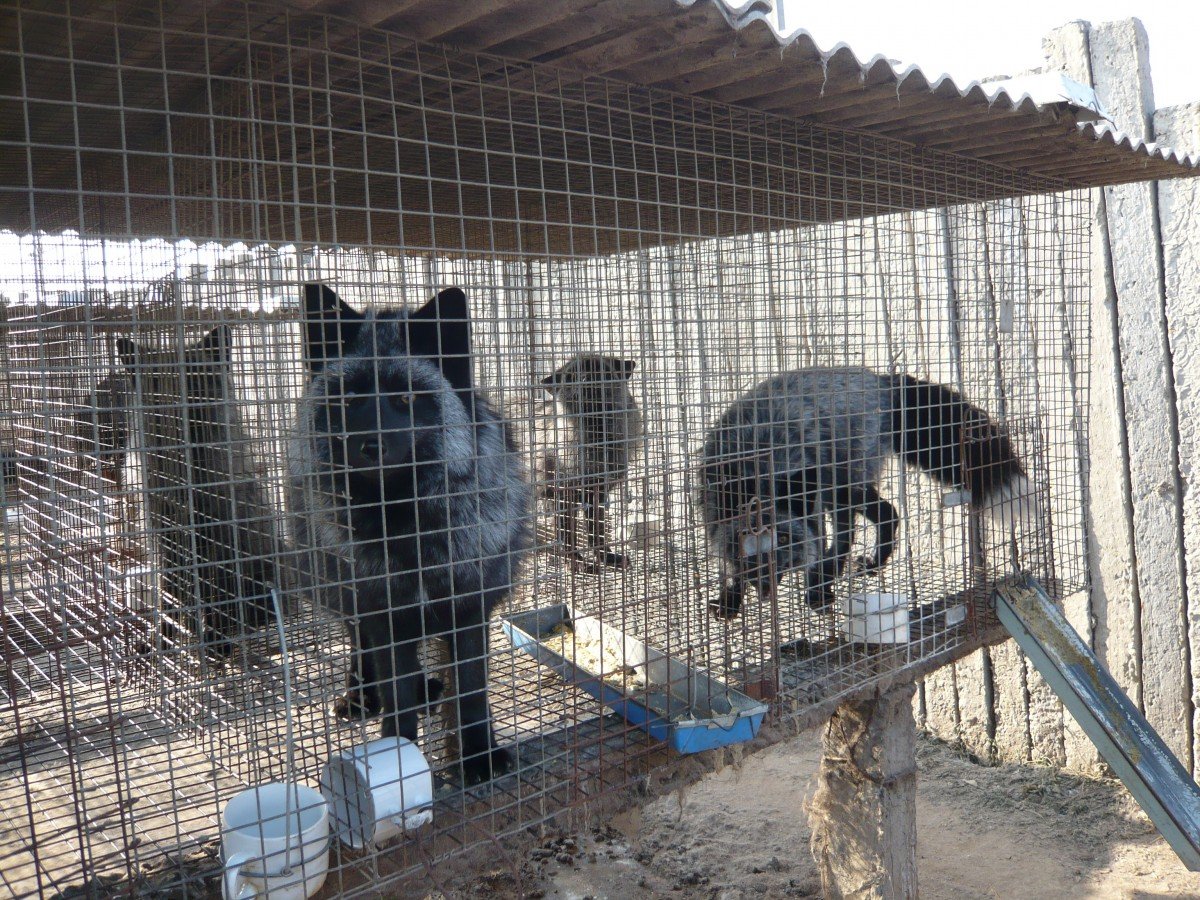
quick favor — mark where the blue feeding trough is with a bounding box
[501,605,768,754]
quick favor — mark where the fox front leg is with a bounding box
[710,573,747,620]
[804,557,843,611]
[554,492,596,573]
[448,608,513,786]
[585,488,630,570]
[376,632,423,743]
[335,614,383,721]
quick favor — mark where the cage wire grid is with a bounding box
[0,2,1090,896]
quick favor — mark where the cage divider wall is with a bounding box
[0,1,1194,896]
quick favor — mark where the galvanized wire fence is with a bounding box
[0,2,1089,897]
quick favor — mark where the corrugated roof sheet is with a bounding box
[1,0,1196,251]
[292,0,1196,182]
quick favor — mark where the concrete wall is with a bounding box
[920,18,1200,775]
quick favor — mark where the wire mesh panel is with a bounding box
[0,2,1090,897]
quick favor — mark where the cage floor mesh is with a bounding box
[0,482,1057,897]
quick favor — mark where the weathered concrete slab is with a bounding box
[1153,100,1200,773]
[1087,18,1190,768]
[1042,20,1176,769]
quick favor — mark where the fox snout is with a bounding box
[346,430,412,469]
[332,391,421,472]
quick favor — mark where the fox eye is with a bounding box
[395,392,413,406]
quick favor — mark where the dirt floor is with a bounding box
[418,728,1200,900]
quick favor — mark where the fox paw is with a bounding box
[599,551,631,570]
[334,688,382,721]
[709,583,745,620]
[335,677,444,721]
[852,554,883,574]
[569,551,602,575]
[460,745,514,786]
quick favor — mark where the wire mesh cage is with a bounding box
[0,2,1090,896]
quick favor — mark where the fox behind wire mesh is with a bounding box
[288,284,531,785]
[117,326,280,658]
[72,371,132,488]
[538,354,643,571]
[0,441,16,500]
[701,366,1038,618]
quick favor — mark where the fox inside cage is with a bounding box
[0,3,1111,898]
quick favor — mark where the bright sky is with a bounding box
[776,1,1200,112]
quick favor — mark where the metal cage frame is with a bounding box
[0,3,1093,896]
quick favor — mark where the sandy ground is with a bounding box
[419,729,1200,900]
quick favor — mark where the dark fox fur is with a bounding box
[73,371,132,488]
[538,355,642,571]
[118,326,281,657]
[1,440,17,497]
[701,366,1037,618]
[288,284,531,785]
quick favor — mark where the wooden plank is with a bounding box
[952,651,993,760]
[810,683,918,900]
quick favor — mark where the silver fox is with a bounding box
[288,285,531,785]
[538,355,642,571]
[73,370,132,488]
[700,367,1037,618]
[118,326,281,657]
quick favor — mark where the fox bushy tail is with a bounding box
[888,373,1038,523]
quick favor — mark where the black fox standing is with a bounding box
[701,367,1037,619]
[288,284,531,785]
[539,355,642,571]
[118,326,280,656]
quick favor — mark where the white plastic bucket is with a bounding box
[842,592,911,644]
[221,782,329,900]
[320,736,434,849]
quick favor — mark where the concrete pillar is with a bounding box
[1153,101,1200,772]
[1043,18,1190,768]
[1088,18,1189,767]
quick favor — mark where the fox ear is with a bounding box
[116,337,141,371]
[407,287,473,396]
[540,371,560,392]
[303,283,364,372]
[620,359,636,378]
